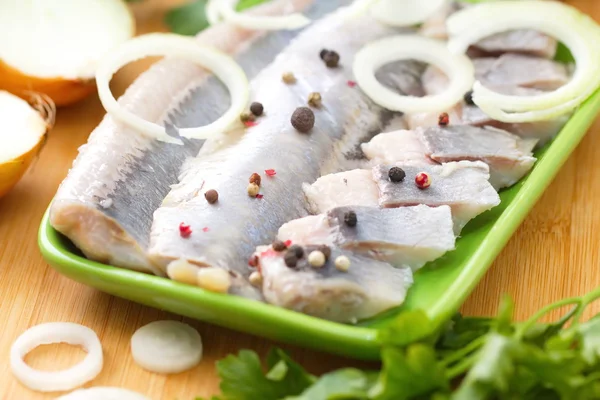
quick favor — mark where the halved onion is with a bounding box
[130,321,203,374]
[10,323,103,392]
[370,0,447,27]
[56,387,150,400]
[96,33,250,144]
[211,0,311,30]
[0,0,134,106]
[447,1,600,122]
[353,35,474,114]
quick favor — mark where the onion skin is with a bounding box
[0,60,95,107]
[0,133,46,198]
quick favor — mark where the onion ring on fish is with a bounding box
[353,35,474,114]
[370,0,447,27]
[447,1,600,122]
[205,0,221,25]
[96,33,250,143]
[10,323,103,392]
[211,0,310,30]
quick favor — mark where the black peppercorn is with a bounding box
[272,240,288,252]
[204,189,219,204]
[323,51,340,68]
[344,211,358,227]
[388,167,406,183]
[250,102,264,116]
[284,250,298,268]
[319,49,328,60]
[463,91,475,106]
[291,107,315,133]
[289,244,304,259]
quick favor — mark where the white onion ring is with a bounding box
[370,0,447,27]
[206,0,221,25]
[96,33,250,143]
[130,320,203,374]
[56,387,150,400]
[447,1,600,121]
[353,35,474,114]
[10,323,103,392]
[215,0,310,30]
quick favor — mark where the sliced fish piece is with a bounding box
[278,205,455,271]
[373,162,500,233]
[303,169,379,214]
[419,125,537,189]
[49,0,319,275]
[149,7,405,296]
[361,130,435,166]
[257,245,413,322]
[376,60,427,98]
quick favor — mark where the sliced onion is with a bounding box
[10,323,103,392]
[370,0,447,27]
[96,33,250,143]
[353,35,474,114]
[206,0,221,25]
[130,320,202,374]
[213,0,310,30]
[447,1,600,122]
[56,387,150,400]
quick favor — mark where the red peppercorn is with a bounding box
[248,255,259,267]
[347,80,357,88]
[415,172,431,189]
[438,112,450,126]
[179,223,192,238]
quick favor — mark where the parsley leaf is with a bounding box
[285,369,377,400]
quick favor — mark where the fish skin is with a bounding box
[419,125,537,189]
[258,245,413,323]
[49,0,320,275]
[278,205,455,271]
[148,7,403,295]
[373,161,500,233]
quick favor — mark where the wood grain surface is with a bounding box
[0,1,599,399]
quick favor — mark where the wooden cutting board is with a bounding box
[0,1,598,398]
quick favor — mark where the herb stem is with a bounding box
[440,335,487,368]
[446,354,477,380]
[516,297,583,339]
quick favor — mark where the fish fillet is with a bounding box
[49,0,323,275]
[149,6,405,296]
[257,244,413,322]
[278,205,456,271]
[373,162,500,233]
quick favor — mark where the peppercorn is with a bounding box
[308,251,326,268]
[344,211,358,227]
[249,172,262,186]
[284,250,298,268]
[318,245,331,261]
[335,255,351,272]
[247,183,260,197]
[282,72,296,84]
[250,102,264,116]
[464,90,475,106]
[249,271,263,286]
[248,255,259,268]
[204,189,219,204]
[289,244,304,259]
[272,240,288,252]
[308,92,322,108]
[291,107,315,133]
[240,111,256,123]
[322,50,340,68]
[319,49,328,60]
[415,172,432,189]
[388,167,406,183]
[438,112,450,126]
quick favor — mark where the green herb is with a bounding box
[203,288,600,400]
[165,0,270,36]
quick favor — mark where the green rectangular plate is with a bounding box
[38,89,600,360]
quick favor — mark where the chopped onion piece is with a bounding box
[96,33,250,143]
[214,0,310,30]
[131,320,202,374]
[353,35,474,114]
[10,323,103,392]
[447,1,600,122]
[56,387,150,400]
[370,0,447,27]
[206,0,221,25]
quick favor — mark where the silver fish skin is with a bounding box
[257,245,413,323]
[149,8,402,294]
[49,0,316,276]
[277,205,456,271]
[374,161,500,233]
[419,125,537,189]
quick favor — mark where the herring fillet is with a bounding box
[149,9,403,293]
[257,245,413,323]
[277,205,456,271]
[48,0,318,275]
